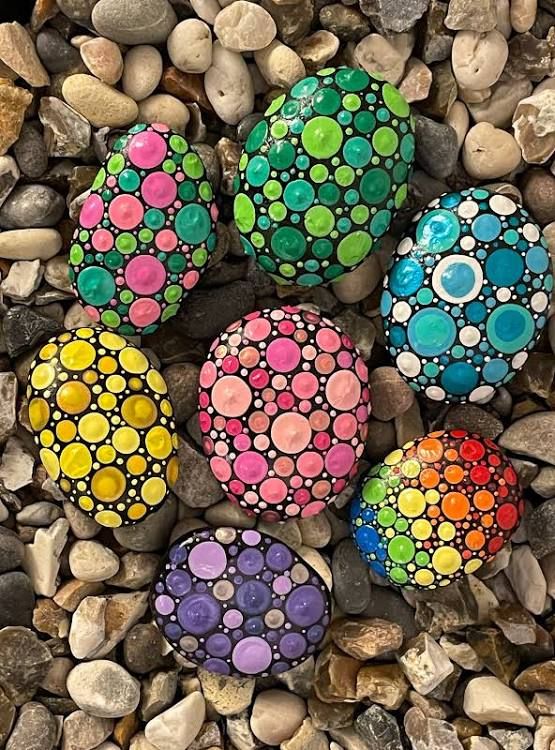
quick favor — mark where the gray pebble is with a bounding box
[319,4,371,40]
[113,494,177,552]
[362,585,417,640]
[3,306,62,358]
[36,29,81,74]
[369,367,415,421]
[92,0,177,44]
[162,363,200,424]
[179,280,255,340]
[332,539,371,615]
[62,711,114,750]
[56,0,98,24]
[0,527,24,573]
[5,702,57,750]
[0,627,52,705]
[443,404,503,439]
[172,439,223,509]
[527,499,555,559]
[13,124,48,180]
[359,0,429,33]
[355,705,402,750]
[0,573,35,628]
[123,623,171,674]
[0,185,65,229]
[414,113,459,179]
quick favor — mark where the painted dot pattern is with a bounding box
[234,67,415,287]
[69,123,219,336]
[198,306,371,521]
[27,328,179,528]
[151,526,330,677]
[382,188,553,403]
[350,429,523,589]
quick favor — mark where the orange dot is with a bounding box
[438,483,448,493]
[420,468,440,488]
[444,464,464,484]
[417,438,444,463]
[466,530,485,550]
[427,505,440,518]
[474,490,494,511]
[445,448,459,461]
[442,491,470,521]
[482,514,493,527]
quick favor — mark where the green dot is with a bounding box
[335,165,355,186]
[162,304,179,322]
[335,68,370,91]
[351,205,369,225]
[246,120,269,152]
[377,507,396,527]
[199,181,213,201]
[116,233,137,254]
[170,134,188,154]
[101,310,120,327]
[373,127,399,157]
[310,164,328,183]
[163,159,176,173]
[105,250,123,269]
[264,180,282,200]
[179,182,197,201]
[383,82,410,118]
[145,209,165,230]
[70,244,84,264]
[395,183,408,209]
[246,156,270,188]
[354,111,376,135]
[107,154,124,174]
[259,255,276,272]
[77,267,116,306]
[164,285,183,303]
[92,167,106,190]
[360,168,391,204]
[362,477,386,504]
[313,239,333,258]
[370,209,392,237]
[313,88,341,115]
[301,116,343,159]
[415,551,430,566]
[138,228,154,243]
[265,94,286,116]
[175,205,211,244]
[251,232,264,248]
[192,248,208,267]
[271,227,306,261]
[318,183,340,206]
[388,535,415,564]
[390,567,409,585]
[168,253,186,273]
[269,202,286,222]
[343,93,361,111]
[182,153,203,179]
[343,136,372,168]
[304,206,335,237]
[118,169,140,192]
[395,518,409,532]
[417,287,433,304]
[337,231,372,267]
[234,193,256,233]
[271,120,288,139]
[279,263,296,278]
[79,230,90,243]
[120,290,133,304]
[268,141,295,170]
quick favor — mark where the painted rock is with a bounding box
[69,123,218,336]
[151,526,330,677]
[382,188,553,403]
[234,67,414,287]
[351,429,522,589]
[198,306,371,521]
[27,327,179,528]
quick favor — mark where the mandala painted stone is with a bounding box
[151,526,330,677]
[199,306,371,521]
[69,123,219,336]
[234,66,415,286]
[351,429,523,589]
[27,327,179,528]
[382,188,553,403]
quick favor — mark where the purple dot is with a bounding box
[307,624,325,644]
[266,543,293,572]
[236,581,272,615]
[245,617,264,634]
[177,593,221,635]
[223,609,243,628]
[267,630,279,643]
[237,548,264,575]
[285,585,326,627]
[155,595,175,615]
[169,544,187,564]
[262,570,273,582]
[166,570,191,596]
[206,633,232,657]
[273,575,292,595]
[280,632,307,659]
[188,541,227,579]
[204,658,230,675]
[164,623,182,641]
[242,530,261,546]
[272,661,290,674]
[232,636,272,674]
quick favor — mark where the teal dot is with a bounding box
[360,168,391,205]
[297,273,323,286]
[179,182,197,201]
[354,111,376,134]
[145,209,165,230]
[245,120,268,153]
[313,87,341,115]
[318,183,340,206]
[268,141,296,170]
[175,204,212,244]
[290,76,319,98]
[313,239,333,258]
[343,136,372,168]
[324,265,345,279]
[246,155,270,188]
[105,251,123,270]
[283,180,315,211]
[335,68,370,92]
[77,267,116,306]
[370,209,391,237]
[271,227,306,261]
[118,169,140,192]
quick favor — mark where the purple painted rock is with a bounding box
[150,526,331,677]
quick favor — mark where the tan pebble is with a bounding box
[62,74,138,128]
[467,77,533,129]
[495,0,512,37]
[214,1,276,52]
[444,100,469,150]
[388,31,415,63]
[254,40,305,89]
[294,30,339,69]
[513,89,555,164]
[204,42,254,125]
[511,0,537,33]
[463,122,521,179]
[71,34,94,48]
[0,22,49,86]
[122,45,163,101]
[167,19,212,73]
[399,57,432,103]
[332,255,383,304]
[452,29,508,89]
[191,0,220,23]
[0,83,33,156]
[250,690,307,745]
[138,94,190,133]
[354,34,405,85]
[80,37,123,85]
[458,84,491,105]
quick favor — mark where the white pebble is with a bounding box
[145,692,205,750]
[254,40,306,89]
[138,94,190,134]
[451,29,508,90]
[67,660,141,718]
[214,1,276,52]
[463,122,521,179]
[168,19,212,73]
[122,45,163,101]
[69,540,120,582]
[191,0,221,24]
[205,41,254,125]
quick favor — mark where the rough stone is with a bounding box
[463,676,534,725]
[0,83,33,156]
[0,572,34,628]
[145,692,205,750]
[66,660,140,719]
[399,633,454,695]
[466,627,519,684]
[214,3,276,52]
[369,366,415,421]
[113,494,177,551]
[0,23,49,86]
[356,663,409,709]
[414,114,459,178]
[319,4,371,41]
[68,540,120,582]
[514,660,555,691]
[354,34,405,84]
[62,711,114,750]
[197,668,254,716]
[5,701,56,750]
[313,645,360,703]
[140,671,178,722]
[506,544,547,614]
[445,0,497,29]
[330,617,403,660]
[403,707,463,750]
[0,627,52,705]
[23,518,69,597]
[0,185,64,229]
[355,705,402,750]
[332,539,371,615]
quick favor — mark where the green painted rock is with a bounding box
[234,67,415,287]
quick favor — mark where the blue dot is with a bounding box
[381,290,393,316]
[440,261,476,299]
[389,257,424,296]
[407,308,457,357]
[483,358,509,383]
[370,561,386,577]
[356,525,380,553]
[526,245,550,274]
[389,325,407,347]
[485,249,524,286]
[441,362,479,396]
[472,213,502,242]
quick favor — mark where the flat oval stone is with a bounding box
[150,526,331,677]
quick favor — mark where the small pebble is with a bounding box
[463,122,522,178]
[122,45,163,100]
[91,0,177,44]
[215,2,276,52]
[137,94,190,134]
[204,42,254,125]
[145,692,205,750]
[250,690,307,745]
[254,40,306,88]
[68,541,120,582]
[66,660,141,718]
[80,37,123,85]
[168,20,212,74]
[62,74,139,128]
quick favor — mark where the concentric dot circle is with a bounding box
[150,527,330,677]
[198,306,371,521]
[26,328,179,528]
[234,67,415,286]
[69,123,219,336]
[351,429,523,589]
[382,188,553,402]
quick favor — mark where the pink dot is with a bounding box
[233,451,268,484]
[337,351,353,368]
[198,411,211,432]
[109,194,144,230]
[249,369,269,389]
[278,320,295,335]
[125,255,166,294]
[244,317,271,342]
[314,432,330,451]
[229,480,245,496]
[91,228,113,252]
[128,298,161,328]
[260,477,288,504]
[210,456,231,482]
[270,413,311,454]
[80,194,104,228]
[294,488,310,504]
[266,338,301,373]
[234,434,251,452]
[127,131,167,169]
[301,501,326,518]
[155,230,178,251]
[325,370,361,411]
[210,203,219,221]
[292,372,319,400]
[297,452,324,478]
[325,443,356,477]
[183,270,199,290]
[273,575,292,594]
[199,392,209,409]
[84,305,100,321]
[334,413,357,440]
[152,122,170,133]
[222,356,239,374]
[141,171,177,208]
[277,392,294,410]
[211,375,252,417]
[356,358,369,381]
[253,434,270,451]
[200,361,217,388]
[226,419,242,435]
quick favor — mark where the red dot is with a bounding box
[497,502,520,530]
[504,465,518,486]
[460,439,486,461]
[470,465,491,485]
[488,536,504,554]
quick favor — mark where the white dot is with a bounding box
[523,223,540,242]
[459,325,480,346]
[426,385,445,401]
[496,287,511,302]
[489,194,517,216]
[393,301,411,322]
[512,351,528,369]
[460,236,476,251]
[469,385,494,403]
[458,200,479,219]
[397,237,413,255]
[532,291,548,312]
[397,352,421,378]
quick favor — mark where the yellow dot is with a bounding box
[99,356,117,374]
[432,546,462,576]
[415,569,434,587]
[76,481,86,492]
[438,522,456,541]
[97,445,116,464]
[40,429,54,447]
[39,342,58,360]
[31,363,55,390]
[119,347,148,374]
[60,478,71,492]
[425,489,440,505]
[398,488,426,518]
[129,377,143,391]
[78,413,110,443]
[167,455,179,486]
[106,374,126,393]
[60,443,92,479]
[385,527,395,539]
[147,369,167,394]
[79,496,94,512]
[172,433,179,450]
[58,332,71,343]
[98,392,117,411]
[112,426,140,454]
[56,381,91,415]
[40,448,60,480]
[160,399,173,417]
[99,331,126,350]
[60,340,96,371]
[122,395,157,428]
[83,370,98,385]
[91,466,126,502]
[76,327,94,339]
[127,455,147,475]
[57,420,77,442]
[411,519,432,540]
[384,449,403,466]
[146,425,172,459]
[141,476,167,505]
[128,502,147,520]
[95,510,122,528]
[465,559,483,574]
[402,459,420,478]
[29,398,50,431]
